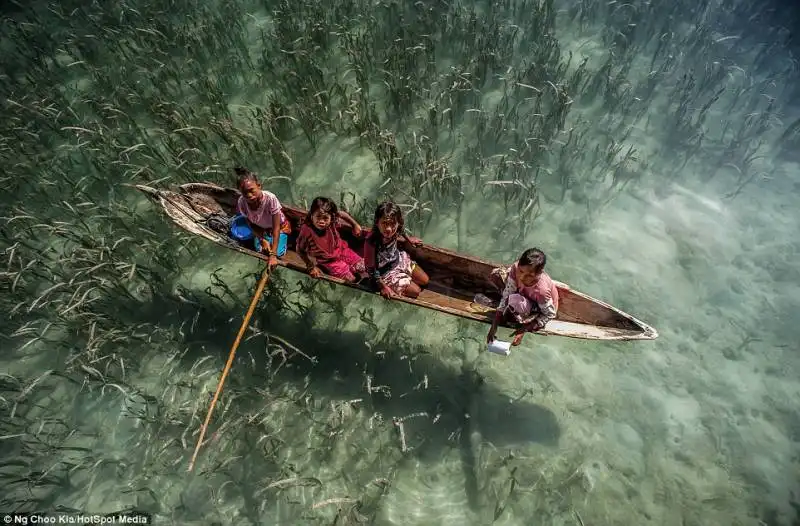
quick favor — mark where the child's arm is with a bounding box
[296,239,317,270]
[337,210,362,236]
[399,232,423,247]
[300,252,322,278]
[296,230,322,277]
[496,275,517,312]
[363,240,379,284]
[249,221,267,251]
[300,251,318,271]
[364,239,393,297]
[269,213,281,253]
[487,274,517,342]
[487,310,503,343]
[261,193,283,265]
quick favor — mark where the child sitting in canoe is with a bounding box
[486,247,559,346]
[296,196,367,282]
[363,201,429,299]
[234,166,292,270]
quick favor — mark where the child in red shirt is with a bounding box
[296,197,366,282]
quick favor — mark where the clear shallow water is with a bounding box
[1,0,799,524]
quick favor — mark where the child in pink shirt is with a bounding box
[486,248,559,346]
[234,167,291,270]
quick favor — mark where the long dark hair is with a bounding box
[368,201,404,243]
[305,196,338,227]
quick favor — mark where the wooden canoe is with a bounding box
[134,182,658,341]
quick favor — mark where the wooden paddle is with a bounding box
[187,265,272,472]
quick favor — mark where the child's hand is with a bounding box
[309,266,322,278]
[522,319,545,332]
[380,285,395,299]
[268,255,279,270]
[406,235,423,247]
[511,330,525,346]
[486,328,496,344]
[352,223,362,237]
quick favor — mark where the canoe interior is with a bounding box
[139,182,658,341]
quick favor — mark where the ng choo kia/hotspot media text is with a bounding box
[2,513,151,525]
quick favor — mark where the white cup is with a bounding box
[487,339,511,356]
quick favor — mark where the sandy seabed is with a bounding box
[1,0,799,524]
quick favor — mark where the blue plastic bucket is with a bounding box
[230,214,254,241]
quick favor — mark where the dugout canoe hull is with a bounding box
[134,182,658,341]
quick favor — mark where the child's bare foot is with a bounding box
[380,285,395,299]
[403,282,422,298]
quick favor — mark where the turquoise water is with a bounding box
[1,0,799,524]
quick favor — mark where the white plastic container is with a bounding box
[487,339,511,356]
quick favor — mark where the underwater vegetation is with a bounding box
[2,0,799,524]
